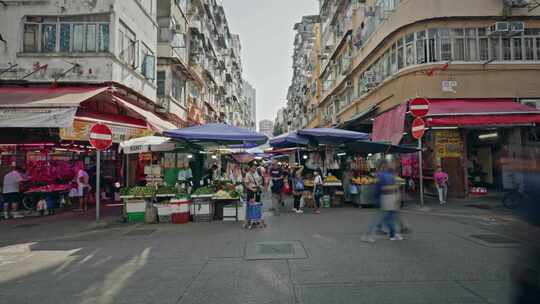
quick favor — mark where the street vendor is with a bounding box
[2,166,26,219]
[244,162,263,203]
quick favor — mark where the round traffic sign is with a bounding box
[409,98,430,117]
[411,117,426,139]
[89,123,113,151]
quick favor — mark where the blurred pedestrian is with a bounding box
[269,159,285,216]
[342,167,354,203]
[434,166,449,204]
[292,166,304,213]
[313,169,324,214]
[2,166,25,219]
[244,162,262,203]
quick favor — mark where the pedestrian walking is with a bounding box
[313,169,324,214]
[434,166,449,204]
[74,162,90,211]
[342,167,354,203]
[2,166,25,219]
[269,159,285,216]
[362,161,403,242]
[292,166,304,213]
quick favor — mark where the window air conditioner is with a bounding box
[509,21,525,36]
[488,22,510,36]
[363,71,378,86]
[503,0,530,8]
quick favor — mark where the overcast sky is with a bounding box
[222,0,319,127]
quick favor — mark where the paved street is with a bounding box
[0,194,536,304]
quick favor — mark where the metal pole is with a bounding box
[96,151,101,222]
[125,154,129,187]
[418,138,424,207]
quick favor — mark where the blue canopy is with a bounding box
[297,128,369,144]
[164,123,268,145]
[269,131,310,148]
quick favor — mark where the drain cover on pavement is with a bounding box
[470,234,518,244]
[124,229,156,236]
[245,241,307,260]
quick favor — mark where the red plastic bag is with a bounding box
[283,182,292,194]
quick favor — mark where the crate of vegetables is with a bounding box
[155,186,177,198]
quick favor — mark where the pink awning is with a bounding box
[426,99,540,127]
[372,103,406,145]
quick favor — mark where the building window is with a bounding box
[478,28,489,61]
[439,29,452,61]
[512,37,523,60]
[465,28,478,61]
[172,74,186,104]
[490,37,501,60]
[22,14,110,53]
[416,31,427,64]
[452,29,465,61]
[397,38,404,70]
[390,43,397,73]
[524,37,535,60]
[157,71,166,97]
[119,21,137,67]
[502,38,511,60]
[140,42,155,80]
[23,24,39,52]
[428,28,439,62]
[41,24,56,52]
[405,33,415,66]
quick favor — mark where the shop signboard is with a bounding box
[409,98,430,117]
[60,119,153,143]
[435,130,463,158]
[412,118,426,139]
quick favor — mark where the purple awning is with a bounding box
[269,131,310,148]
[164,123,268,145]
[297,128,369,144]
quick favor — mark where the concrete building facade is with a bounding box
[243,79,256,130]
[0,0,252,129]
[280,0,540,198]
[259,119,274,138]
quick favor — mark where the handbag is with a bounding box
[283,182,292,194]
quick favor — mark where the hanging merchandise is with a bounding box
[324,146,340,170]
[401,153,419,178]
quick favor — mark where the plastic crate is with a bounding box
[127,212,145,223]
[172,212,190,224]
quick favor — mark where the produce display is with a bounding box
[352,176,378,185]
[214,190,241,199]
[303,180,314,187]
[121,186,156,197]
[156,186,176,195]
[324,175,340,183]
[192,186,215,196]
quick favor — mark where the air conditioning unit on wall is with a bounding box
[503,0,530,8]
[488,22,510,36]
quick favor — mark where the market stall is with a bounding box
[163,123,268,223]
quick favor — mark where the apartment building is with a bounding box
[243,79,257,131]
[0,0,251,132]
[284,0,540,198]
[259,119,274,138]
[286,15,320,131]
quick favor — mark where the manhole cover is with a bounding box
[470,234,518,244]
[258,243,295,255]
[14,223,39,229]
[245,241,307,260]
[124,229,156,236]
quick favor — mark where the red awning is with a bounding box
[426,99,540,127]
[0,86,108,107]
[372,103,407,145]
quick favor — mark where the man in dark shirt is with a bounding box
[269,159,285,216]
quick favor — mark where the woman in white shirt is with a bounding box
[313,169,324,214]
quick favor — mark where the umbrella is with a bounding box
[164,123,268,145]
[269,131,310,148]
[297,128,369,144]
[345,141,419,155]
[119,136,176,154]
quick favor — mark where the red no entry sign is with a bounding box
[409,98,430,117]
[89,123,113,151]
[412,117,426,139]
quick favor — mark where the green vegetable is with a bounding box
[156,186,176,195]
[128,186,155,197]
[193,186,214,195]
